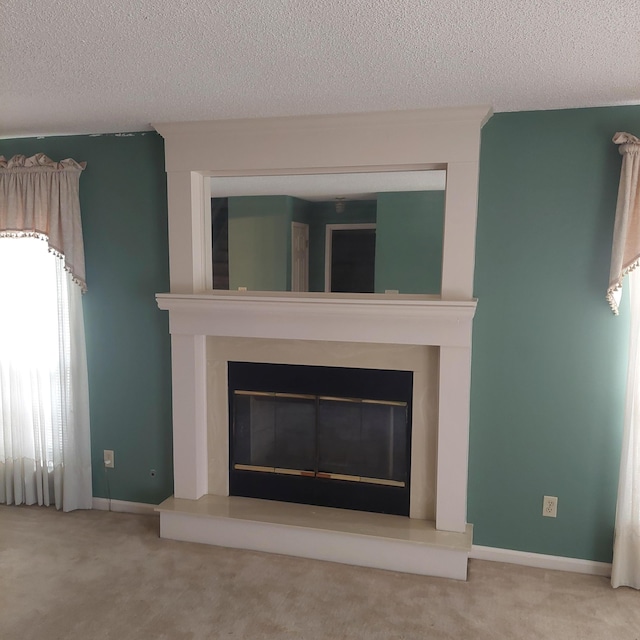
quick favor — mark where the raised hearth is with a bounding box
[157,495,473,580]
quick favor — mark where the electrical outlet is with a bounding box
[103,449,115,469]
[543,495,558,518]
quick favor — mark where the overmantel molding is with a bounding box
[154,105,492,299]
[153,106,492,173]
[156,292,477,348]
[154,105,492,138]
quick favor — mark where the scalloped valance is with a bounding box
[607,132,640,314]
[0,153,87,291]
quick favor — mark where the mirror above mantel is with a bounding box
[209,170,447,295]
[154,106,491,300]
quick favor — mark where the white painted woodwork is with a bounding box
[441,162,481,299]
[157,292,476,528]
[157,292,476,348]
[436,346,473,532]
[470,546,613,577]
[154,107,490,172]
[167,171,211,293]
[158,495,472,580]
[170,334,208,499]
[154,107,488,579]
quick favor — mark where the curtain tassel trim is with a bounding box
[0,230,87,292]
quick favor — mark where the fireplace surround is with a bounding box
[154,105,491,580]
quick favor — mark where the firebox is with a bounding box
[228,362,412,516]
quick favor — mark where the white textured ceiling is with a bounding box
[2,0,639,137]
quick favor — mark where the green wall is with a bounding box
[375,191,444,294]
[470,106,640,562]
[0,133,173,505]
[228,195,291,291]
[4,104,639,562]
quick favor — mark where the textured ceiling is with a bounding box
[2,0,639,137]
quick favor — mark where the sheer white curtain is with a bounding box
[0,154,92,511]
[609,133,640,588]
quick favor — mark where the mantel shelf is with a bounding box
[156,292,477,347]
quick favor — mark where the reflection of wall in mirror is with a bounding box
[227,195,291,291]
[375,191,444,295]
[222,192,444,294]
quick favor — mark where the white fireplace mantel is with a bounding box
[156,291,476,347]
[153,106,491,580]
[158,290,477,534]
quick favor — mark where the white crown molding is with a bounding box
[155,106,492,173]
[153,106,493,138]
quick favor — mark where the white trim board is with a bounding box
[470,545,612,577]
[92,498,158,516]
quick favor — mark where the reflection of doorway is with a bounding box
[291,222,309,292]
[325,224,376,293]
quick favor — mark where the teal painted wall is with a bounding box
[0,132,173,505]
[228,196,291,291]
[375,191,444,294]
[470,106,640,562]
[3,105,637,561]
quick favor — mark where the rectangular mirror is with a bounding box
[210,170,446,295]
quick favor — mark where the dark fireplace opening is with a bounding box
[228,362,412,516]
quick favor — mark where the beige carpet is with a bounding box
[0,505,638,639]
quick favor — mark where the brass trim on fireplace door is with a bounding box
[274,467,310,476]
[318,395,361,403]
[234,463,406,487]
[361,477,405,487]
[234,390,273,397]
[234,464,276,473]
[233,390,316,400]
[316,471,360,482]
[319,395,407,407]
[361,399,407,407]
[234,390,407,406]
[275,392,316,400]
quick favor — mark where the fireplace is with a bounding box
[153,106,489,579]
[228,362,412,515]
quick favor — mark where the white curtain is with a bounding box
[612,268,640,588]
[0,155,91,511]
[610,133,640,588]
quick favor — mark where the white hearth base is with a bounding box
[157,495,472,580]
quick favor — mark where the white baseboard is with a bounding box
[470,545,612,577]
[92,497,158,516]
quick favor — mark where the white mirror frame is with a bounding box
[154,106,492,534]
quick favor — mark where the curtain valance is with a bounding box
[0,153,87,291]
[607,132,640,314]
